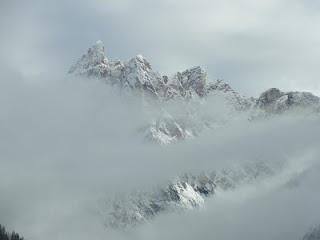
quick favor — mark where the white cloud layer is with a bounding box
[0,71,319,239]
[1,1,320,239]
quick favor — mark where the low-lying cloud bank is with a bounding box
[0,68,320,239]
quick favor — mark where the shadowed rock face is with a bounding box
[176,66,207,97]
[69,41,320,144]
[257,88,320,113]
[258,88,283,106]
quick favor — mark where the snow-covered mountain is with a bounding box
[69,41,252,104]
[103,160,279,229]
[69,41,320,145]
[67,41,320,230]
[257,87,320,113]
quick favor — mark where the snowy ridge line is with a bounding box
[69,41,256,110]
[101,160,279,230]
[69,41,320,144]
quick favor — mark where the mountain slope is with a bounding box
[69,41,320,144]
[65,41,320,230]
[103,160,279,229]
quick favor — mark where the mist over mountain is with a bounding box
[0,42,319,240]
[68,40,320,145]
[1,1,320,240]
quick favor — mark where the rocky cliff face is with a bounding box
[69,41,248,103]
[257,88,320,113]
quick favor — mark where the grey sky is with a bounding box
[1,0,320,96]
[1,1,320,239]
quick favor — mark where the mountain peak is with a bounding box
[69,42,214,99]
[69,41,320,115]
[257,87,320,113]
[68,41,108,76]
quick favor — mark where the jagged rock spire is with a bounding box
[69,41,320,117]
[69,41,216,100]
[69,40,108,77]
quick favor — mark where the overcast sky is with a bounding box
[1,2,320,239]
[1,0,320,96]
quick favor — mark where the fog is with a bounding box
[1,1,320,239]
[0,67,320,239]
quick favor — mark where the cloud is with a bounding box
[0,68,319,239]
[1,1,320,239]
